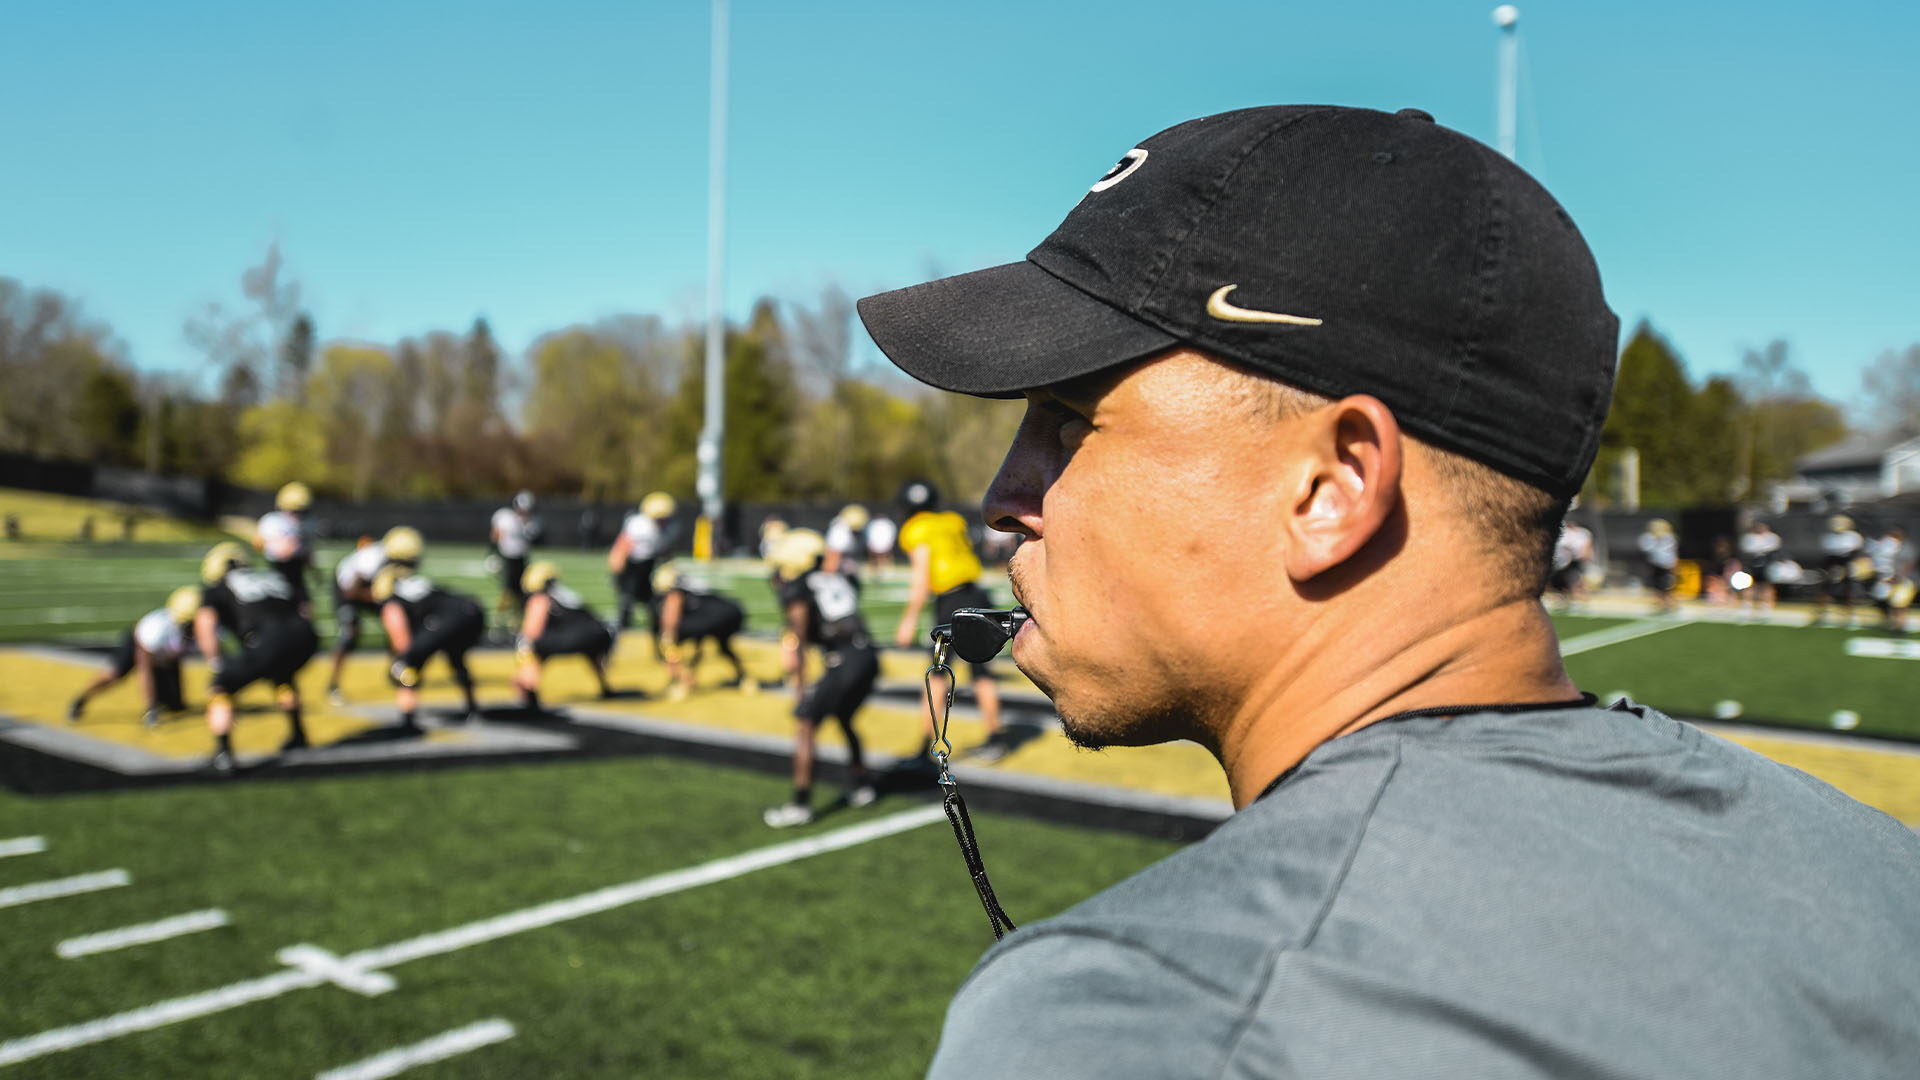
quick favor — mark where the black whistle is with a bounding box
[935,608,1030,664]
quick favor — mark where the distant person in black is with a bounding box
[371,527,484,732]
[513,561,614,710]
[653,563,752,700]
[763,528,879,828]
[195,541,318,774]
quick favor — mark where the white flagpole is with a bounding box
[1493,6,1519,161]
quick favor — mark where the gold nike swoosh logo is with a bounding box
[1205,284,1323,327]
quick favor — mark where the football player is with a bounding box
[764,528,879,827]
[890,479,1009,760]
[325,536,387,705]
[654,562,753,701]
[513,561,615,711]
[822,504,868,575]
[371,527,484,731]
[195,541,319,773]
[490,490,539,622]
[1868,526,1914,632]
[68,586,201,727]
[1636,518,1679,615]
[864,512,898,572]
[608,491,676,640]
[255,482,314,616]
[1737,520,1782,619]
[1813,515,1867,626]
[1546,519,1594,608]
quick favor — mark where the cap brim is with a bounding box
[857,260,1179,398]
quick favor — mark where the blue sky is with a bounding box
[2,0,1915,409]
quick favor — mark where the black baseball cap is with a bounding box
[857,105,1619,498]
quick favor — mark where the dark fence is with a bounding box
[1585,506,1920,569]
[0,451,221,518]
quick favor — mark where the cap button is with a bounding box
[1396,108,1435,122]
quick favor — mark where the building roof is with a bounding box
[1795,432,1911,474]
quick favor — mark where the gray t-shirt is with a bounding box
[928,699,1920,1079]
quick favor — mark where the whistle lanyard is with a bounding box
[925,631,1018,940]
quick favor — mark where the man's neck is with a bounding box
[1212,596,1578,808]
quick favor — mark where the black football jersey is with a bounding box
[204,568,304,637]
[778,568,869,651]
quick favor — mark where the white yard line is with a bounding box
[57,909,230,959]
[0,836,47,859]
[313,1019,516,1080]
[0,804,945,1069]
[1559,617,1692,657]
[0,869,130,911]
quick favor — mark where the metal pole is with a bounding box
[1493,6,1519,161]
[697,0,730,546]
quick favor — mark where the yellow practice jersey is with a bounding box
[899,511,982,595]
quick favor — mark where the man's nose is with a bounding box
[982,414,1048,540]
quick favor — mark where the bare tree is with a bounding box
[1861,344,1920,438]
[184,241,305,402]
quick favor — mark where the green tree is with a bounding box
[1594,322,1696,506]
[71,361,143,466]
[230,400,330,492]
[310,344,401,500]
[524,326,668,502]
[663,302,798,503]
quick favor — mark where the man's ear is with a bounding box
[1283,395,1403,582]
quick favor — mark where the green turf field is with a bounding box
[0,757,1175,1077]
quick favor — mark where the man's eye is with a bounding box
[1036,401,1085,436]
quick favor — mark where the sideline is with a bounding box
[0,804,945,1069]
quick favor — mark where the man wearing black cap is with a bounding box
[860,106,1920,1078]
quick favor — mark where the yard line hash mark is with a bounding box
[0,869,130,911]
[0,836,47,859]
[1559,617,1691,657]
[0,804,947,1068]
[313,1019,516,1080]
[58,910,231,959]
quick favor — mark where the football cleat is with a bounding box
[763,802,814,828]
[328,686,347,707]
[208,749,236,776]
[847,785,878,809]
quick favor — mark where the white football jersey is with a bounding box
[1869,537,1908,579]
[1739,531,1782,560]
[257,510,309,561]
[824,519,858,555]
[1638,532,1678,569]
[620,514,662,561]
[1552,525,1591,570]
[133,608,187,662]
[1821,531,1863,558]
[492,507,532,557]
[335,544,388,589]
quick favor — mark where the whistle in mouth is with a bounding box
[934,608,1030,664]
